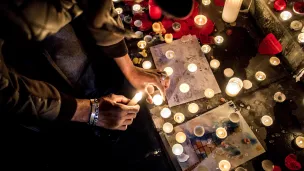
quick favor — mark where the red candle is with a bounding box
[273,0,286,12]
[149,0,162,20]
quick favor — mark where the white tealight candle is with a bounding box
[280,11,292,21]
[295,136,304,149]
[132,4,142,14]
[175,132,187,143]
[225,77,243,97]
[216,127,227,139]
[172,144,184,156]
[298,33,304,43]
[188,103,199,113]
[160,108,171,118]
[228,113,240,123]
[127,92,143,106]
[269,57,280,66]
[194,126,205,137]
[194,15,207,27]
[172,22,181,32]
[174,113,185,123]
[201,45,211,54]
[262,160,274,171]
[243,80,253,90]
[210,59,220,70]
[142,61,152,69]
[179,83,190,93]
[214,36,224,45]
[204,88,215,98]
[163,122,173,133]
[165,50,175,59]
[273,92,286,102]
[219,160,231,171]
[187,63,198,72]
[165,33,173,44]
[152,94,163,106]
[134,20,142,28]
[202,0,211,5]
[164,67,174,76]
[224,68,234,78]
[137,40,146,49]
[115,7,123,15]
[255,71,266,81]
[261,115,273,127]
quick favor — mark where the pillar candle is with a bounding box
[222,0,243,23]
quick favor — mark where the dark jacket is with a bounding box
[0,0,128,122]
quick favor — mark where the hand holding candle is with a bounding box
[128,92,143,106]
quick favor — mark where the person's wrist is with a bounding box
[71,99,91,123]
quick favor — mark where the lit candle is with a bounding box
[255,71,266,81]
[164,67,174,76]
[210,59,220,70]
[224,68,234,78]
[204,88,215,98]
[187,63,197,72]
[152,94,163,106]
[165,33,173,43]
[175,132,187,143]
[137,40,146,49]
[134,20,142,28]
[165,50,175,59]
[174,113,185,123]
[243,80,253,90]
[269,57,281,66]
[290,20,303,31]
[172,22,181,32]
[273,92,286,102]
[179,83,190,93]
[152,22,161,33]
[194,126,205,137]
[163,122,173,133]
[298,33,304,43]
[214,36,224,45]
[160,108,171,118]
[127,92,143,106]
[219,160,231,171]
[142,61,152,69]
[202,0,211,5]
[188,103,199,113]
[261,160,274,171]
[295,136,304,149]
[222,0,243,23]
[132,4,142,14]
[225,77,243,97]
[280,11,292,21]
[216,127,227,139]
[194,15,207,27]
[201,45,211,54]
[115,7,123,15]
[261,115,273,127]
[228,113,240,123]
[172,144,183,155]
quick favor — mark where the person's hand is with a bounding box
[127,67,170,103]
[96,94,140,131]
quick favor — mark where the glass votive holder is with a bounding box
[172,22,181,32]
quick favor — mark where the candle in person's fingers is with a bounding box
[128,92,143,105]
[152,94,163,106]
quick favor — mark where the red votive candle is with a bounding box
[274,0,286,12]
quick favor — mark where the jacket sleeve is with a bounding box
[0,41,77,121]
[85,1,128,58]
